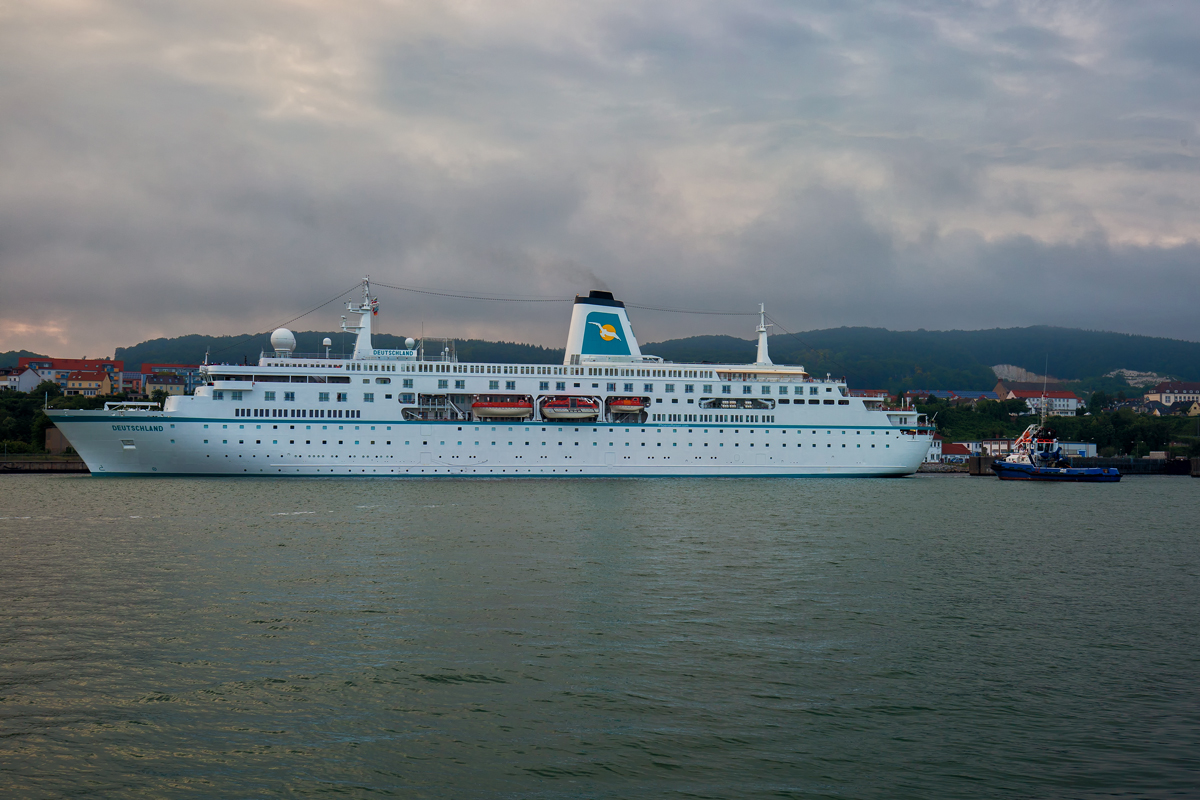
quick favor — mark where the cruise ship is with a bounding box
[49,280,933,477]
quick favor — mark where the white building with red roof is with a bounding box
[1005,389,1081,416]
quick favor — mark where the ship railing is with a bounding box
[257,351,345,361]
[104,401,162,413]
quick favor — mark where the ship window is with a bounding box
[644,383,653,392]
[403,379,413,388]
[810,387,819,395]
[685,384,694,393]
[665,384,674,393]
[624,383,633,392]
[539,381,549,390]
[762,386,770,395]
[455,380,465,389]
[506,381,516,391]
[376,377,391,384]
[722,386,731,394]
[364,393,374,402]
[284,392,295,402]
[337,393,348,402]
[214,391,224,400]
[779,386,787,395]
[703,385,712,393]
[607,383,616,391]
[556,382,565,391]
[489,380,499,390]
[743,386,752,395]
[401,393,414,403]
[438,379,448,389]
[319,392,329,402]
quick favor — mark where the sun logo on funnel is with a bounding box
[588,321,622,341]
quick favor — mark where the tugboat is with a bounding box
[991,421,1120,482]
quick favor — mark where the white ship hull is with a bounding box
[48,285,933,478]
[50,413,929,477]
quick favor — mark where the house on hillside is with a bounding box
[1144,381,1200,406]
[949,390,999,406]
[4,367,51,393]
[145,373,186,396]
[17,357,124,391]
[142,364,202,394]
[1005,390,1081,416]
[65,370,112,397]
[925,434,943,462]
[994,379,1072,398]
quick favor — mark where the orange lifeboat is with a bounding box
[607,397,644,415]
[471,396,533,418]
[541,396,600,420]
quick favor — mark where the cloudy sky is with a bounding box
[2,0,1197,357]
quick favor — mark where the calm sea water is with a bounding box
[1,475,1198,799]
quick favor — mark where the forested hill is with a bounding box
[101,325,1200,393]
[114,333,563,371]
[643,326,1200,391]
[0,350,48,368]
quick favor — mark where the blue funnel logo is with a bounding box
[582,312,630,355]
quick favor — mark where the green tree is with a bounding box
[30,411,53,451]
[151,389,169,408]
[1088,390,1110,414]
[33,379,62,399]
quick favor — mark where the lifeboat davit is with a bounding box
[608,397,644,414]
[541,396,600,420]
[471,396,533,418]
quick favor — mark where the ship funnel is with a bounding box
[563,290,644,365]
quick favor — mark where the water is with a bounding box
[2,475,1198,799]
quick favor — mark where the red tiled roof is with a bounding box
[1009,390,1080,399]
[942,443,972,456]
[18,357,123,371]
[67,370,107,381]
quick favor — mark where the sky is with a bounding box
[1,0,1198,358]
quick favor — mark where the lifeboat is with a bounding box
[607,397,645,415]
[471,396,533,418]
[541,396,600,420]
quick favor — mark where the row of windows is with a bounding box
[653,413,777,423]
[201,437,892,451]
[217,382,840,401]
[235,408,361,419]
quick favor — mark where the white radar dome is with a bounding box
[405,337,416,349]
[271,328,296,354]
[322,337,332,347]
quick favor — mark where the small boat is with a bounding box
[991,423,1119,482]
[541,396,600,420]
[472,396,533,418]
[608,397,645,414]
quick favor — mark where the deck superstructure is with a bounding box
[49,280,933,477]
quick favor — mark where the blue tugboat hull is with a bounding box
[991,462,1121,482]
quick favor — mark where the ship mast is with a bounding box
[755,304,773,366]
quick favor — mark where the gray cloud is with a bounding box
[1,0,1198,358]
